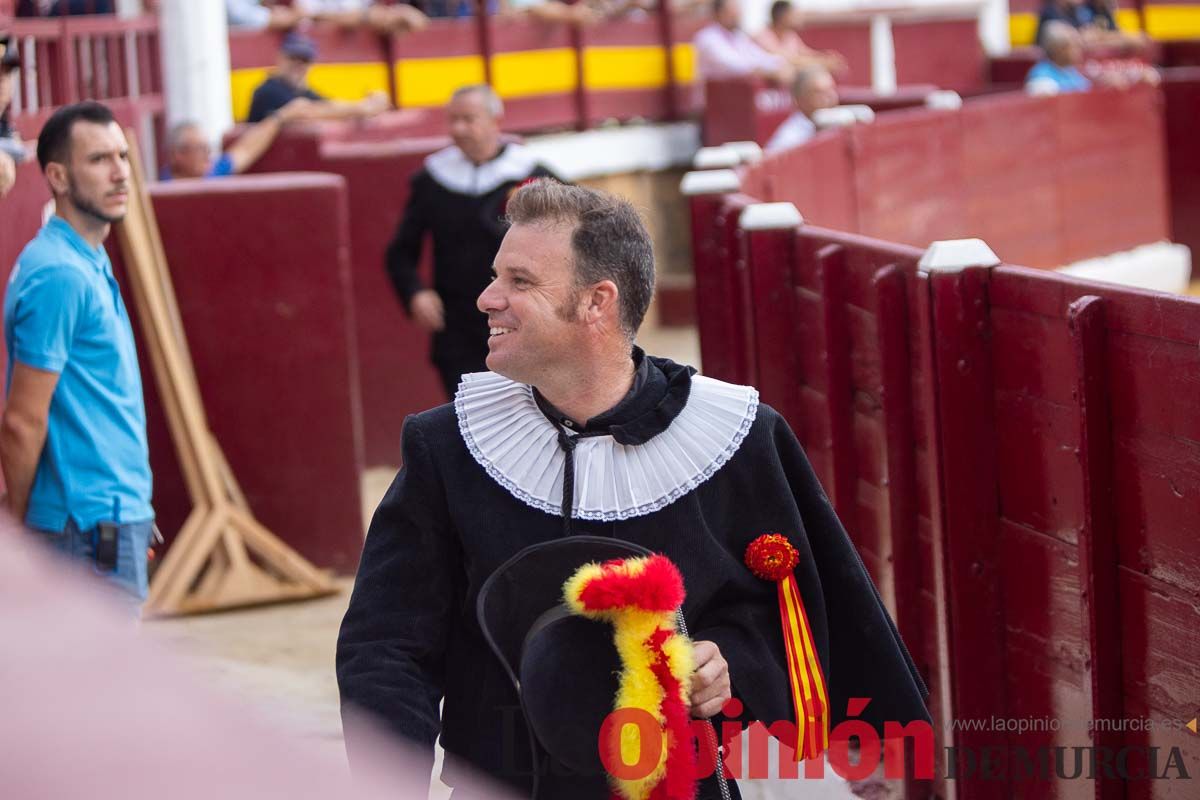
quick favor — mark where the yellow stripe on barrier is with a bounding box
[583,46,668,90]
[1146,5,1200,38]
[230,63,389,121]
[491,47,578,98]
[230,42,698,118]
[395,55,486,108]
[1010,5,1200,46]
[230,67,269,122]
[672,43,696,84]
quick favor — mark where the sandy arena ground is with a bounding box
[141,316,869,799]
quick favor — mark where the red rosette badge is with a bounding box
[743,533,829,760]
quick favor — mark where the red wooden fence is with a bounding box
[721,86,1170,271]
[5,13,163,141]
[687,177,1200,799]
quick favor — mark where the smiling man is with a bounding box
[1,101,155,612]
[338,180,930,799]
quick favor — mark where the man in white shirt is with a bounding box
[765,63,837,153]
[693,0,791,83]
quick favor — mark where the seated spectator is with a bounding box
[247,33,389,123]
[1,38,22,199]
[16,0,114,15]
[1026,21,1091,94]
[499,0,599,26]
[226,0,306,31]
[294,0,429,34]
[1036,0,1142,49]
[765,63,837,154]
[755,0,846,74]
[164,98,314,180]
[694,0,791,84]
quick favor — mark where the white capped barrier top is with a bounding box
[919,239,1001,273]
[812,104,875,129]
[680,169,742,196]
[925,90,963,110]
[693,145,742,169]
[724,141,764,164]
[739,202,804,231]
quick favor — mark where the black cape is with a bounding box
[336,353,928,798]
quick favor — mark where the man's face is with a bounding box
[168,125,212,179]
[1051,30,1084,66]
[447,91,500,164]
[782,6,804,29]
[476,221,587,385]
[797,72,838,117]
[717,0,741,29]
[51,120,131,224]
[278,54,311,86]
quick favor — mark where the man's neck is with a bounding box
[535,350,636,426]
[57,205,109,248]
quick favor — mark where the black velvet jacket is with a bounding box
[336,355,928,798]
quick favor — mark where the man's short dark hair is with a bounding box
[770,0,792,24]
[36,101,115,172]
[506,180,655,339]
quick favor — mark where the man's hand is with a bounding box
[690,640,731,718]
[0,152,16,199]
[409,289,445,332]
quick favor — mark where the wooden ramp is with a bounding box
[116,134,337,616]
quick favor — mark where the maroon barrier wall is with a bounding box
[701,77,934,147]
[122,174,365,572]
[732,86,1170,269]
[692,192,1200,796]
[319,138,448,466]
[238,130,447,466]
[1162,68,1200,261]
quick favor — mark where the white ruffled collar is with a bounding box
[454,371,759,522]
[424,143,540,197]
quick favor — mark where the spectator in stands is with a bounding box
[1,35,24,199]
[694,0,792,84]
[1026,21,1092,94]
[499,0,600,26]
[247,32,389,123]
[16,0,114,15]
[2,102,156,612]
[755,0,846,74]
[384,84,560,398]
[1035,0,1143,48]
[164,98,315,180]
[765,63,837,153]
[226,0,306,31]
[294,0,429,34]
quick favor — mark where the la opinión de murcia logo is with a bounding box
[597,698,1195,783]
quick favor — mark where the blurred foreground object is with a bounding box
[0,508,512,800]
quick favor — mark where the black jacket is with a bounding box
[336,355,928,798]
[384,143,558,365]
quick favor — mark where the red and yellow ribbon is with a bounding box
[744,533,829,760]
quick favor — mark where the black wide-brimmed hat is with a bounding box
[476,536,657,779]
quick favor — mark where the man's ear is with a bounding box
[44,162,69,196]
[583,280,620,325]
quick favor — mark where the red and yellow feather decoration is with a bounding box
[564,555,698,800]
[744,533,829,760]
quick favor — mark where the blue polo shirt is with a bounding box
[4,216,154,531]
[1026,60,1092,94]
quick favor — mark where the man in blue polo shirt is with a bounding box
[1,101,154,609]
